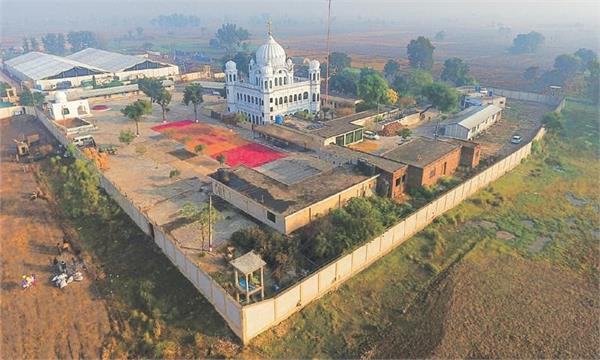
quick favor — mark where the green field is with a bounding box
[241,100,599,358]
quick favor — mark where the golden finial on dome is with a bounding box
[267,19,272,36]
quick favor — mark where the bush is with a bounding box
[154,341,179,359]
[119,129,135,145]
[169,169,180,178]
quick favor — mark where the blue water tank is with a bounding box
[488,90,493,96]
[275,115,284,124]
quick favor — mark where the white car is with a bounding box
[364,130,380,140]
[511,135,522,144]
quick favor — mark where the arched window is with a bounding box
[233,74,236,81]
[312,93,316,102]
[264,80,268,89]
[279,97,283,104]
[275,98,278,105]
[275,78,278,86]
[317,93,320,101]
[294,94,297,102]
[284,96,288,103]
[303,92,308,100]
[284,77,288,85]
[288,95,292,103]
[269,80,272,89]
[299,93,302,101]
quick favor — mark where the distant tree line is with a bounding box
[150,14,201,28]
[210,24,250,55]
[509,31,545,54]
[22,30,102,55]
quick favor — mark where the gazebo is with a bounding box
[230,251,266,303]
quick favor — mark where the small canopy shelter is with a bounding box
[230,251,266,303]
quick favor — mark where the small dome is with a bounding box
[225,60,236,71]
[54,91,68,103]
[255,35,286,67]
[309,59,320,70]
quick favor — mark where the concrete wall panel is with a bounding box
[336,254,353,280]
[393,221,406,244]
[225,297,242,329]
[351,245,368,271]
[381,229,394,251]
[244,300,276,339]
[300,274,319,304]
[212,284,227,313]
[318,263,337,290]
[366,238,381,260]
[197,269,212,298]
[404,213,417,238]
[274,285,301,320]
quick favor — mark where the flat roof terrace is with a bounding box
[211,164,370,215]
[382,137,460,168]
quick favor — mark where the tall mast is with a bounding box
[325,0,332,104]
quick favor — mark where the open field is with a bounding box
[240,100,600,357]
[0,117,111,359]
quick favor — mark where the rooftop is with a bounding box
[211,164,372,215]
[443,104,502,130]
[4,51,107,80]
[310,110,377,138]
[255,124,320,147]
[67,48,174,72]
[382,137,460,168]
[230,251,266,274]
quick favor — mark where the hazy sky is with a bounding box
[1,0,598,45]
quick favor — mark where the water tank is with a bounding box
[275,115,284,124]
[488,90,493,97]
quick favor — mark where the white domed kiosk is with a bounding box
[48,91,91,121]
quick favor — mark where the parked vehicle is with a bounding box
[364,130,380,140]
[511,135,522,144]
[72,135,96,148]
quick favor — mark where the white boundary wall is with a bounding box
[240,137,539,342]
[35,87,559,344]
[35,110,244,340]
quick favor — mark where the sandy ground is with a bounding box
[0,117,111,359]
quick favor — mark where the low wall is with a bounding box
[0,105,34,119]
[240,131,541,342]
[35,110,244,340]
[487,87,563,107]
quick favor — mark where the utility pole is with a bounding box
[208,193,213,252]
[324,0,332,105]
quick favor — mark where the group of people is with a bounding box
[51,237,84,289]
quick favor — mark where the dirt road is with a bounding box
[0,117,111,359]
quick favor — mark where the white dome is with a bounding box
[255,35,287,67]
[225,60,236,71]
[309,59,320,70]
[54,91,68,103]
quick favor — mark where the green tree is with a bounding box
[541,112,565,132]
[523,66,540,81]
[20,88,45,118]
[586,60,599,103]
[383,59,400,79]
[329,52,352,75]
[29,37,40,51]
[138,78,163,101]
[553,54,581,78]
[509,31,545,54]
[574,48,598,70]
[441,57,474,86]
[358,68,392,105]
[407,36,435,70]
[392,69,433,97]
[397,128,412,139]
[434,30,446,41]
[329,67,360,96]
[156,89,171,123]
[213,23,250,53]
[179,202,222,251]
[216,154,226,165]
[67,31,101,52]
[118,129,135,145]
[230,52,252,76]
[120,99,152,136]
[182,83,204,122]
[421,82,459,112]
[193,144,205,154]
[22,37,30,53]
[42,33,66,55]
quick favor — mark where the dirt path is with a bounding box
[0,117,111,359]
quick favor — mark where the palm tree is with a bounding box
[121,99,152,136]
[183,83,204,122]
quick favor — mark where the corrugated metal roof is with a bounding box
[4,52,106,80]
[444,104,502,130]
[67,48,171,72]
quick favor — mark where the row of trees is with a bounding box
[150,14,201,28]
[209,24,250,54]
[524,48,599,102]
[23,31,102,55]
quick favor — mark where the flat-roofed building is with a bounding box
[382,137,462,188]
[210,160,378,234]
[438,104,502,140]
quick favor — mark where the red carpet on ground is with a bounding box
[91,105,110,111]
[151,120,194,131]
[215,143,287,168]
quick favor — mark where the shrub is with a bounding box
[169,169,180,178]
[119,129,135,145]
[216,154,226,165]
[154,341,179,359]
